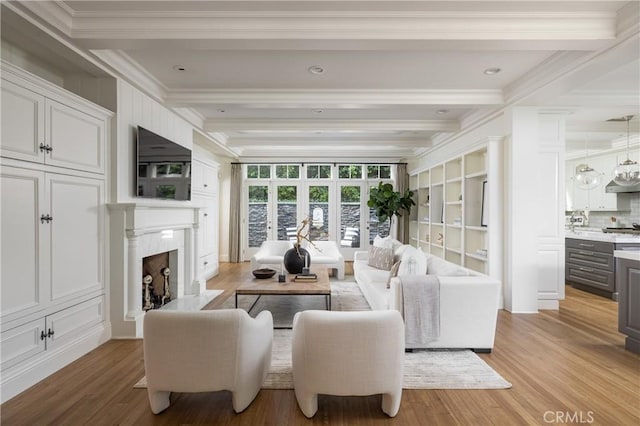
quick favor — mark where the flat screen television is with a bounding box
[136,126,192,201]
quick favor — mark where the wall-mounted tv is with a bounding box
[136,126,192,201]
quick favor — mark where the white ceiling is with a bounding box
[5,0,640,160]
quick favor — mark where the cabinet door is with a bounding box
[0,167,50,320]
[198,201,217,257]
[47,296,104,350]
[46,99,106,174]
[0,318,46,371]
[1,79,45,163]
[191,160,217,195]
[47,174,104,302]
[591,153,617,210]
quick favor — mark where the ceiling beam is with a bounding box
[167,89,504,107]
[203,119,459,133]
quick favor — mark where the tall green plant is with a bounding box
[367,182,415,224]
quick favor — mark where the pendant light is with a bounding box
[610,115,639,186]
[574,136,600,190]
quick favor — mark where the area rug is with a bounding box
[134,280,511,390]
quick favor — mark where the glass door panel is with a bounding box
[308,185,330,241]
[276,184,298,242]
[246,184,269,256]
[338,183,366,258]
[368,182,392,244]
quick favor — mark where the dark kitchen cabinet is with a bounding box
[565,238,640,300]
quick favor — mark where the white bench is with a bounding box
[250,240,345,280]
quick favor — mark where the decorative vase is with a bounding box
[283,245,310,274]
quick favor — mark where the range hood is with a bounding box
[605,180,640,193]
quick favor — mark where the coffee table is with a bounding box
[235,266,331,328]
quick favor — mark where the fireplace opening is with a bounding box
[142,251,178,311]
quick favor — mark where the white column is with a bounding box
[505,108,567,312]
[126,231,143,319]
[504,108,542,313]
[536,111,567,309]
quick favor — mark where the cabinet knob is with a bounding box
[204,261,208,265]
[204,213,208,217]
[40,214,53,224]
[47,328,55,338]
[39,143,47,153]
[204,184,208,187]
[40,330,47,341]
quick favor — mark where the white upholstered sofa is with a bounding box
[353,240,501,352]
[250,240,345,279]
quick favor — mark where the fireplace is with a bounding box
[142,251,178,311]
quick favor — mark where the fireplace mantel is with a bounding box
[108,202,211,337]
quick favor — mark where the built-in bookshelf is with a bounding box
[408,141,501,278]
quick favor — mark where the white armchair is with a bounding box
[143,309,273,414]
[250,240,293,271]
[305,240,345,279]
[292,310,404,418]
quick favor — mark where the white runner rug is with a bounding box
[135,280,511,390]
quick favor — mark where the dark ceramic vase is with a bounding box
[283,245,310,274]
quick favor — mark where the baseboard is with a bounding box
[538,299,560,310]
[1,323,111,404]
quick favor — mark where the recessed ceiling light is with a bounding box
[308,65,325,75]
[173,65,186,71]
[313,109,324,114]
[217,109,226,113]
[483,67,501,75]
[436,109,449,115]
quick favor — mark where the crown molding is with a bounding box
[237,145,412,160]
[554,90,640,107]
[61,10,616,41]
[168,89,503,107]
[90,50,168,102]
[229,137,425,147]
[203,119,459,133]
[15,0,73,36]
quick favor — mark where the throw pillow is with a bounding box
[367,246,394,271]
[393,244,410,263]
[397,246,428,276]
[426,255,470,276]
[386,260,402,289]
[373,235,402,251]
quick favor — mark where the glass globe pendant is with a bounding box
[574,136,600,190]
[612,115,640,186]
[613,159,640,186]
[575,164,601,190]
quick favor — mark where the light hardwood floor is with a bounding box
[1,262,638,425]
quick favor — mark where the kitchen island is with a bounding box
[615,250,640,354]
[565,230,640,300]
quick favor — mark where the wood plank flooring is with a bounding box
[2,262,639,425]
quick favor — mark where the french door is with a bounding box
[337,182,369,258]
[245,182,301,257]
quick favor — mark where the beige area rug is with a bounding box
[135,281,511,390]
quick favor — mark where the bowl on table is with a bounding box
[252,268,277,279]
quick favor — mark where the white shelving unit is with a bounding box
[409,142,501,278]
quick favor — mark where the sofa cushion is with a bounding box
[427,255,470,276]
[373,235,402,251]
[393,244,411,263]
[367,246,394,271]
[397,246,428,275]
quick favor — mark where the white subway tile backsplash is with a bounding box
[586,193,640,228]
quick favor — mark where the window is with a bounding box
[367,165,391,179]
[338,165,363,179]
[275,164,300,179]
[247,164,272,179]
[307,164,332,179]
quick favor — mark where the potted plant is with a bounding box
[367,182,415,231]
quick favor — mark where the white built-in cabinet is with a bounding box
[566,152,631,212]
[409,142,501,278]
[0,62,111,402]
[191,158,220,280]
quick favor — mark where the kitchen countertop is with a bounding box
[565,230,640,244]
[614,250,640,262]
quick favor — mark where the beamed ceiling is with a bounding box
[3,1,639,160]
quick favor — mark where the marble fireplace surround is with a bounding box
[108,203,212,338]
